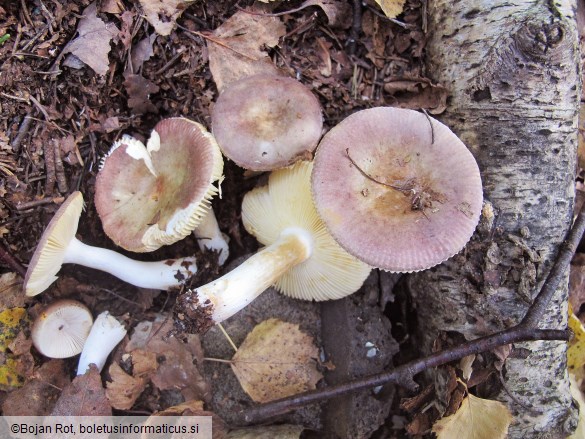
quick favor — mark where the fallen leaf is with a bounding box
[227,424,304,438]
[570,253,585,312]
[302,0,352,29]
[2,360,70,415]
[568,308,585,382]
[62,2,119,76]
[231,318,322,403]
[0,307,28,352]
[383,77,448,114]
[432,393,513,439]
[131,34,157,73]
[0,273,26,310]
[207,10,286,92]
[106,361,148,410]
[125,314,209,401]
[51,365,112,416]
[123,71,160,114]
[139,0,195,36]
[374,0,406,19]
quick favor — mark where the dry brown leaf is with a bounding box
[139,0,195,36]
[383,77,448,114]
[231,318,322,403]
[105,362,147,410]
[0,273,26,310]
[432,393,513,439]
[131,34,156,73]
[62,2,119,76]
[123,71,159,114]
[570,253,585,312]
[2,360,70,416]
[374,0,406,19]
[207,11,286,92]
[51,365,112,416]
[125,315,209,401]
[302,0,352,29]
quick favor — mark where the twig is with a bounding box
[348,0,362,56]
[239,202,585,423]
[43,141,56,194]
[53,140,68,193]
[176,24,258,61]
[520,206,585,327]
[0,241,27,278]
[241,328,569,424]
[14,196,64,211]
[11,114,33,152]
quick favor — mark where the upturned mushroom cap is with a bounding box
[211,74,323,171]
[31,300,93,358]
[242,160,371,300]
[24,192,84,297]
[311,107,483,272]
[95,117,224,252]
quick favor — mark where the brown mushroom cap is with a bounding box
[211,74,323,171]
[31,300,93,358]
[95,117,224,252]
[311,107,483,272]
[24,191,84,297]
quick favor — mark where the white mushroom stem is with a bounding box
[192,208,230,265]
[64,238,196,290]
[77,311,127,375]
[194,227,312,324]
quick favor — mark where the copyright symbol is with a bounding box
[10,424,19,434]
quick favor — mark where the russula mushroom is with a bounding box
[95,117,229,263]
[23,191,196,297]
[77,311,126,375]
[177,160,371,332]
[311,107,483,272]
[31,299,93,358]
[211,74,323,171]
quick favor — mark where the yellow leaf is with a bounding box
[568,374,585,439]
[0,357,26,390]
[231,319,323,403]
[568,309,585,382]
[432,393,513,439]
[374,0,406,19]
[0,307,29,352]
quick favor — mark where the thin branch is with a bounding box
[240,328,569,424]
[0,241,27,278]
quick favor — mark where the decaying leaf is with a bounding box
[2,360,70,416]
[231,318,322,403]
[568,308,585,382]
[301,0,352,29]
[106,362,149,410]
[374,0,406,19]
[0,273,26,309]
[383,77,448,114]
[51,365,112,416]
[124,314,209,401]
[570,253,585,312]
[0,307,28,352]
[123,71,160,114]
[62,2,119,75]
[207,10,286,92]
[432,393,513,439]
[139,0,195,36]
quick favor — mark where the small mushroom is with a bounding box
[31,299,93,358]
[211,74,323,171]
[95,117,229,263]
[23,191,196,297]
[311,107,483,272]
[77,311,126,375]
[177,161,371,332]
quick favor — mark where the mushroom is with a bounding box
[31,299,93,358]
[211,74,323,171]
[176,160,371,332]
[311,107,483,272]
[23,191,197,297]
[77,311,126,375]
[95,117,229,263]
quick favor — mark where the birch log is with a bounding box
[409,0,580,436]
